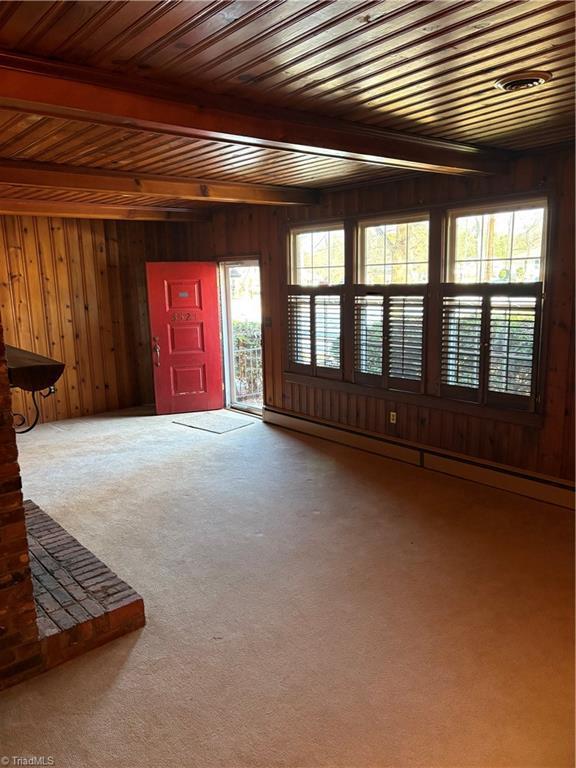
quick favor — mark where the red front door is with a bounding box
[146,262,224,414]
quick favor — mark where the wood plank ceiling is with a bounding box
[0,0,572,218]
[0,110,408,187]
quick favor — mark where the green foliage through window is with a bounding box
[231,320,262,403]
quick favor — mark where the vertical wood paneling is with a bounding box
[0,215,196,423]
[35,216,67,420]
[535,157,575,475]
[65,219,94,415]
[104,221,131,409]
[207,147,574,480]
[50,217,82,418]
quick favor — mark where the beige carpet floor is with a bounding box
[0,408,573,768]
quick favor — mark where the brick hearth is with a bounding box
[0,499,146,691]
[26,500,145,670]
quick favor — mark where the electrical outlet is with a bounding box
[389,411,397,424]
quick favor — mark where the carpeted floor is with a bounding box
[0,408,573,768]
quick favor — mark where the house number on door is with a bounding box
[171,311,197,322]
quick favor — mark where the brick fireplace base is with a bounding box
[9,500,145,686]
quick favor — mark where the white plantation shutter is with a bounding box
[441,296,483,393]
[354,296,384,376]
[388,295,424,382]
[354,293,425,390]
[287,294,342,375]
[315,295,341,369]
[488,296,537,399]
[441,294,539,407]
[287,295,312,367]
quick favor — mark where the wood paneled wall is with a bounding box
[0,147,572,481]
[0,217,205,425]
[204,147,575,481]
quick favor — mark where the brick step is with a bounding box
[24,500,145,674]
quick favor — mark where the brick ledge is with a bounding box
[1,501,145,690]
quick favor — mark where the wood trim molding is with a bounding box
[263,408,575,509]
[422,454,574,509]
[0,52,509,176]
[0,159,319,207]
[263,408,421,466]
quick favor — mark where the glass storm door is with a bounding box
[221,261,263,413]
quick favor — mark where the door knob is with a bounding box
[152,337,161,367]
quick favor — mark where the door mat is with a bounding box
[173,410,255,434]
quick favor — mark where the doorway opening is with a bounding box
[220,260,263,414]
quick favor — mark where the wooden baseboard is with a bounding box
[263,408,574,510]
[264,408,421,465]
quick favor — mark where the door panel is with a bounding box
[146,262,223,414]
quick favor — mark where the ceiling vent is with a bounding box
[494,71,552,92]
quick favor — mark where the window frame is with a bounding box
[356,212,431,287]
[286,223,346,380]
[441,198,548,412]
[444,198,548,285]
[283,194,549,417]
[353,212,430,393]
[288,222,346,288]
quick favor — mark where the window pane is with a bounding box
[296,232,313,267]
[407,262,428,283]
[330,266,345,285]
[354,296,383,375]
[454,260,480,284]
[365,227,385,264]
[312,231,329,266]
[312,267,329,287]
[295,267,314,287]
[489,297,536,396]
[451,206,545,284]
[455,215,482,261]
[315,296,341,369]
[388,224,406,263]
[287,295,311,365]
[367,265,385,284]
[291,228,345,286]
[441,296,483,389]
[359,219,429,285]
[482,259,510,284]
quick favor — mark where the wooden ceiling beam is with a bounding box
[0,199,208,222]
[0,53,509,176]
[0,159,319,206]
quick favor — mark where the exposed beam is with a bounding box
[0,199,208,222]
[0,159,319,206]
[0,53,509,176]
